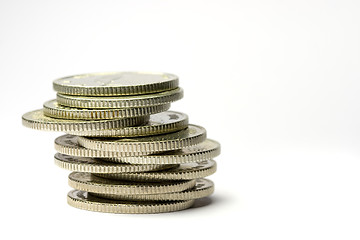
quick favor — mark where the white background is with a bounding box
[1,0,360,239]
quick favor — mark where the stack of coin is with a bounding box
[22,72,220,214]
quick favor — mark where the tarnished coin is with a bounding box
[67,190,194,214]
[108,139,220,164]
[95,160,216,181]
[77,125,207,154]
[22,109,148,132]
[43,99,170,120]
[67,111,188,137]
[68,172,196,195]
[93,178,214,201]
[57,88,183,109]
[54,153,178,173]
[56,134,159,157]
[53,72,179,96]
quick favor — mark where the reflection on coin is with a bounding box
[68,172,196,195]
[77,125,207,154]
[22,109,148,132]
[53,72,179,96]
[93,178,214,201]
[57,88,183,109]
[95,160,216,181]
[66,111,188,137]
[107,139,220,164]
[56,134,157,157]
[67,190,194,214]
[54,153,177,173]
[43,99,169,120]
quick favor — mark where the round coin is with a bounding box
[66,111,188,137]
[67,190,194,214]
[43,99,170,120]
[77,124,207,154]
[56,134,162,157]
[93,178,214,201]
[68,172,196,195]
[95,160,216,181]
[107,139,220,164]
[53,72,179,96]
[22,109,148,132]
[54,153,178,173]
[57,88,183,109]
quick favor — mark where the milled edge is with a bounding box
[67,190,194,214]
[68,173,196,195]
[43,101,170,120]
[94,160,217,181]
[54,76,179,96]
[57,88,183,108]
[93,179,214,201]
[77,125,207,153]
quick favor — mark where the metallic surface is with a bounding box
[22,109,148,132]
[57,88,183,109]
[66,111,188,137]
[68,172,196,195]
[67,190,194,214]
[43,99,169,120]
[77,124,207,154]
[53,72,179,96]
[95,160,217,181]
[93,178,214,201]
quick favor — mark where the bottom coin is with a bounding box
[92,178,214,201]
[67,190,194,214]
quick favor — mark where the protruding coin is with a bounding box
[67,190,194,214]
[22,109,148,132]
[54,153,178,173]
[57,88,183,109]
[93,178,214,201]
[56,134,160,157]
[77,125,207,154]
[95,160,216,181]
[107,139,220,164]
[68,172,196,195]
[66,111,188,137]
[53,72,179,96]
[43,99,170,120]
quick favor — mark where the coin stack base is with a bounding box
[22,72,221,214]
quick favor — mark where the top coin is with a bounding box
[53,72,179,96]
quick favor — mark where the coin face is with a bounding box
[53,72,179,96]
[95,160,217,181]
[54,153,178,173]
[93,178,214,201]
[67,190,194,214]
[68,172,196,195]
[66,111,188,137]
[77,124,207,154]
[57,88,183,109]
[111,139,220,164]
[22,109,148,132]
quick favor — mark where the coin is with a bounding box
[107,139,220,164]
[53,72,179,96]
[77,125,207,154]
[66,111,188,137]
[43,99,170,120]
[54,153,178,173]
[92,178,214,201]
[22,109,148,132]
[55,134,159,157]
[67,190,194,214]
[57,88,183,109]
[95,160,216,181]
[68,172,196,195]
